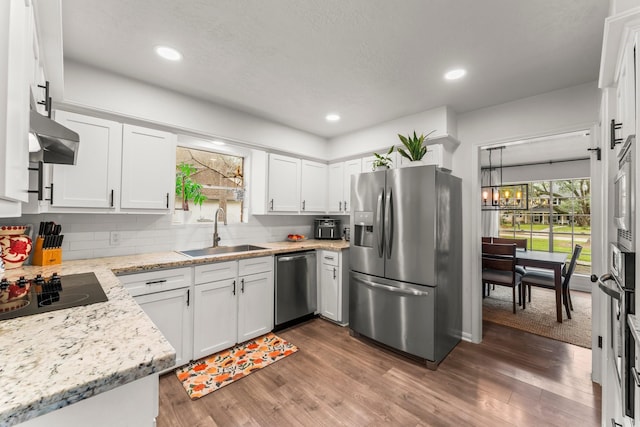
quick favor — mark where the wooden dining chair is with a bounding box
[481,243,522,313]
[482,237,528,292]
[491,237,527,250]
[520,245,583,319]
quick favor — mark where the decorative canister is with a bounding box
[0,226,33,269]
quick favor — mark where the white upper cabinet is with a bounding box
[328,159,361,214]
[327,162,344,213]
[343,159,361,213]
[121,124,176,210]
[267,153,300,212]
[50,112,122,208]
[300,159,327,212]
[0,0,32,206]
[24,113,176,214]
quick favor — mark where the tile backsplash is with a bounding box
[0,213,329,261]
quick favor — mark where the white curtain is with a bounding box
[481,169,500,237]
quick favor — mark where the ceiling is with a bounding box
[61,0,609,139]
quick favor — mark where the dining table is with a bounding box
[516,249,568,323]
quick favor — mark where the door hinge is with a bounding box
[598,335,602,348]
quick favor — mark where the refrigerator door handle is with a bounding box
[376,189,385,257]
[385,187,393,259]
[353,276,430,296]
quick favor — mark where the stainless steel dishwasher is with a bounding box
[275,251,317,326]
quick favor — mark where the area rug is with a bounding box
[482,286,592,348]
[175,333,298,399]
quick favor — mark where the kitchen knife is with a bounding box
[38,222,45,237]
[54,225,61,235]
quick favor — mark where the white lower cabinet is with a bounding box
[318,249,349,325]
[135,288,193,368]
[194,256,274,360]
[237,270,274,342]
[118,267,193,370]
[18,374,159,427]
[193,276,237,359]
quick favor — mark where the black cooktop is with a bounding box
[0,272,108,321]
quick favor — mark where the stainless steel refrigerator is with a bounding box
[349,164,462,368]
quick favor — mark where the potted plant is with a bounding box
[176,162,207,211]
[397,130,436,163]
[371,145,395,170]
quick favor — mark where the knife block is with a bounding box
[31,237,62,266]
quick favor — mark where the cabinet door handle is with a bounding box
[166,193,169,208]
[145,279,167,285]
[270,199,274,210]
[45,182,54,205]
[110,189,114,207]
[186,289,190,307]
[610,119,623,149]
[339,201,342,211]
[324,256,335,260]
[302,200,306,211]
[611,419,623,427]
[344,201,348,211]
[241,278,245,293]
[232,280,236,295]
[333,267,336,279]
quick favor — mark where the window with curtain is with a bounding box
[499,178,591,275]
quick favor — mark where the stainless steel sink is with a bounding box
[179,245,268,258]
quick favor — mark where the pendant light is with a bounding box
[481,147,528,211]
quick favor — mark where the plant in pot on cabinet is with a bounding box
[175,163,207,222]
[397,130,436,165]
[371,145,395,171]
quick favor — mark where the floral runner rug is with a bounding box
[175,333,298,399]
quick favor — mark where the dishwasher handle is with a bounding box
[277,254,314,262]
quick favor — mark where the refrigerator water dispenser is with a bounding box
[353,211,374,248]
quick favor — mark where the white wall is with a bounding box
[455,81,600,342]
[62,60,328,160]
[326,106,457,161]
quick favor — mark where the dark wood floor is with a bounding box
[157,319,601,426]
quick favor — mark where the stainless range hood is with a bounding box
[29,110,80,165]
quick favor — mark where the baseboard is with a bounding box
[461,331,474,343]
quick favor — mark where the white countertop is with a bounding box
[0,239,349,426]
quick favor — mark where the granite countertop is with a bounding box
[0,239,349,426]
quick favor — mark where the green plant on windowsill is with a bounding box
[371,145,395,170]
[397,130,436,161]
[176,162,207,211]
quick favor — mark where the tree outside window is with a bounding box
[175,147,244,224]
[499,178,591,275]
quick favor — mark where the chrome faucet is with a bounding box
[213,207,226,247]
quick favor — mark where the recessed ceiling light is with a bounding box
[444,68,466,80]
[155,46,182,61]
[211,140,226,146]
[326,113,340,122]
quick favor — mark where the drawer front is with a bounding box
[239,256,274,276]
[118,267,192,297]
[319,250,339,267]
[195,260,238,284]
